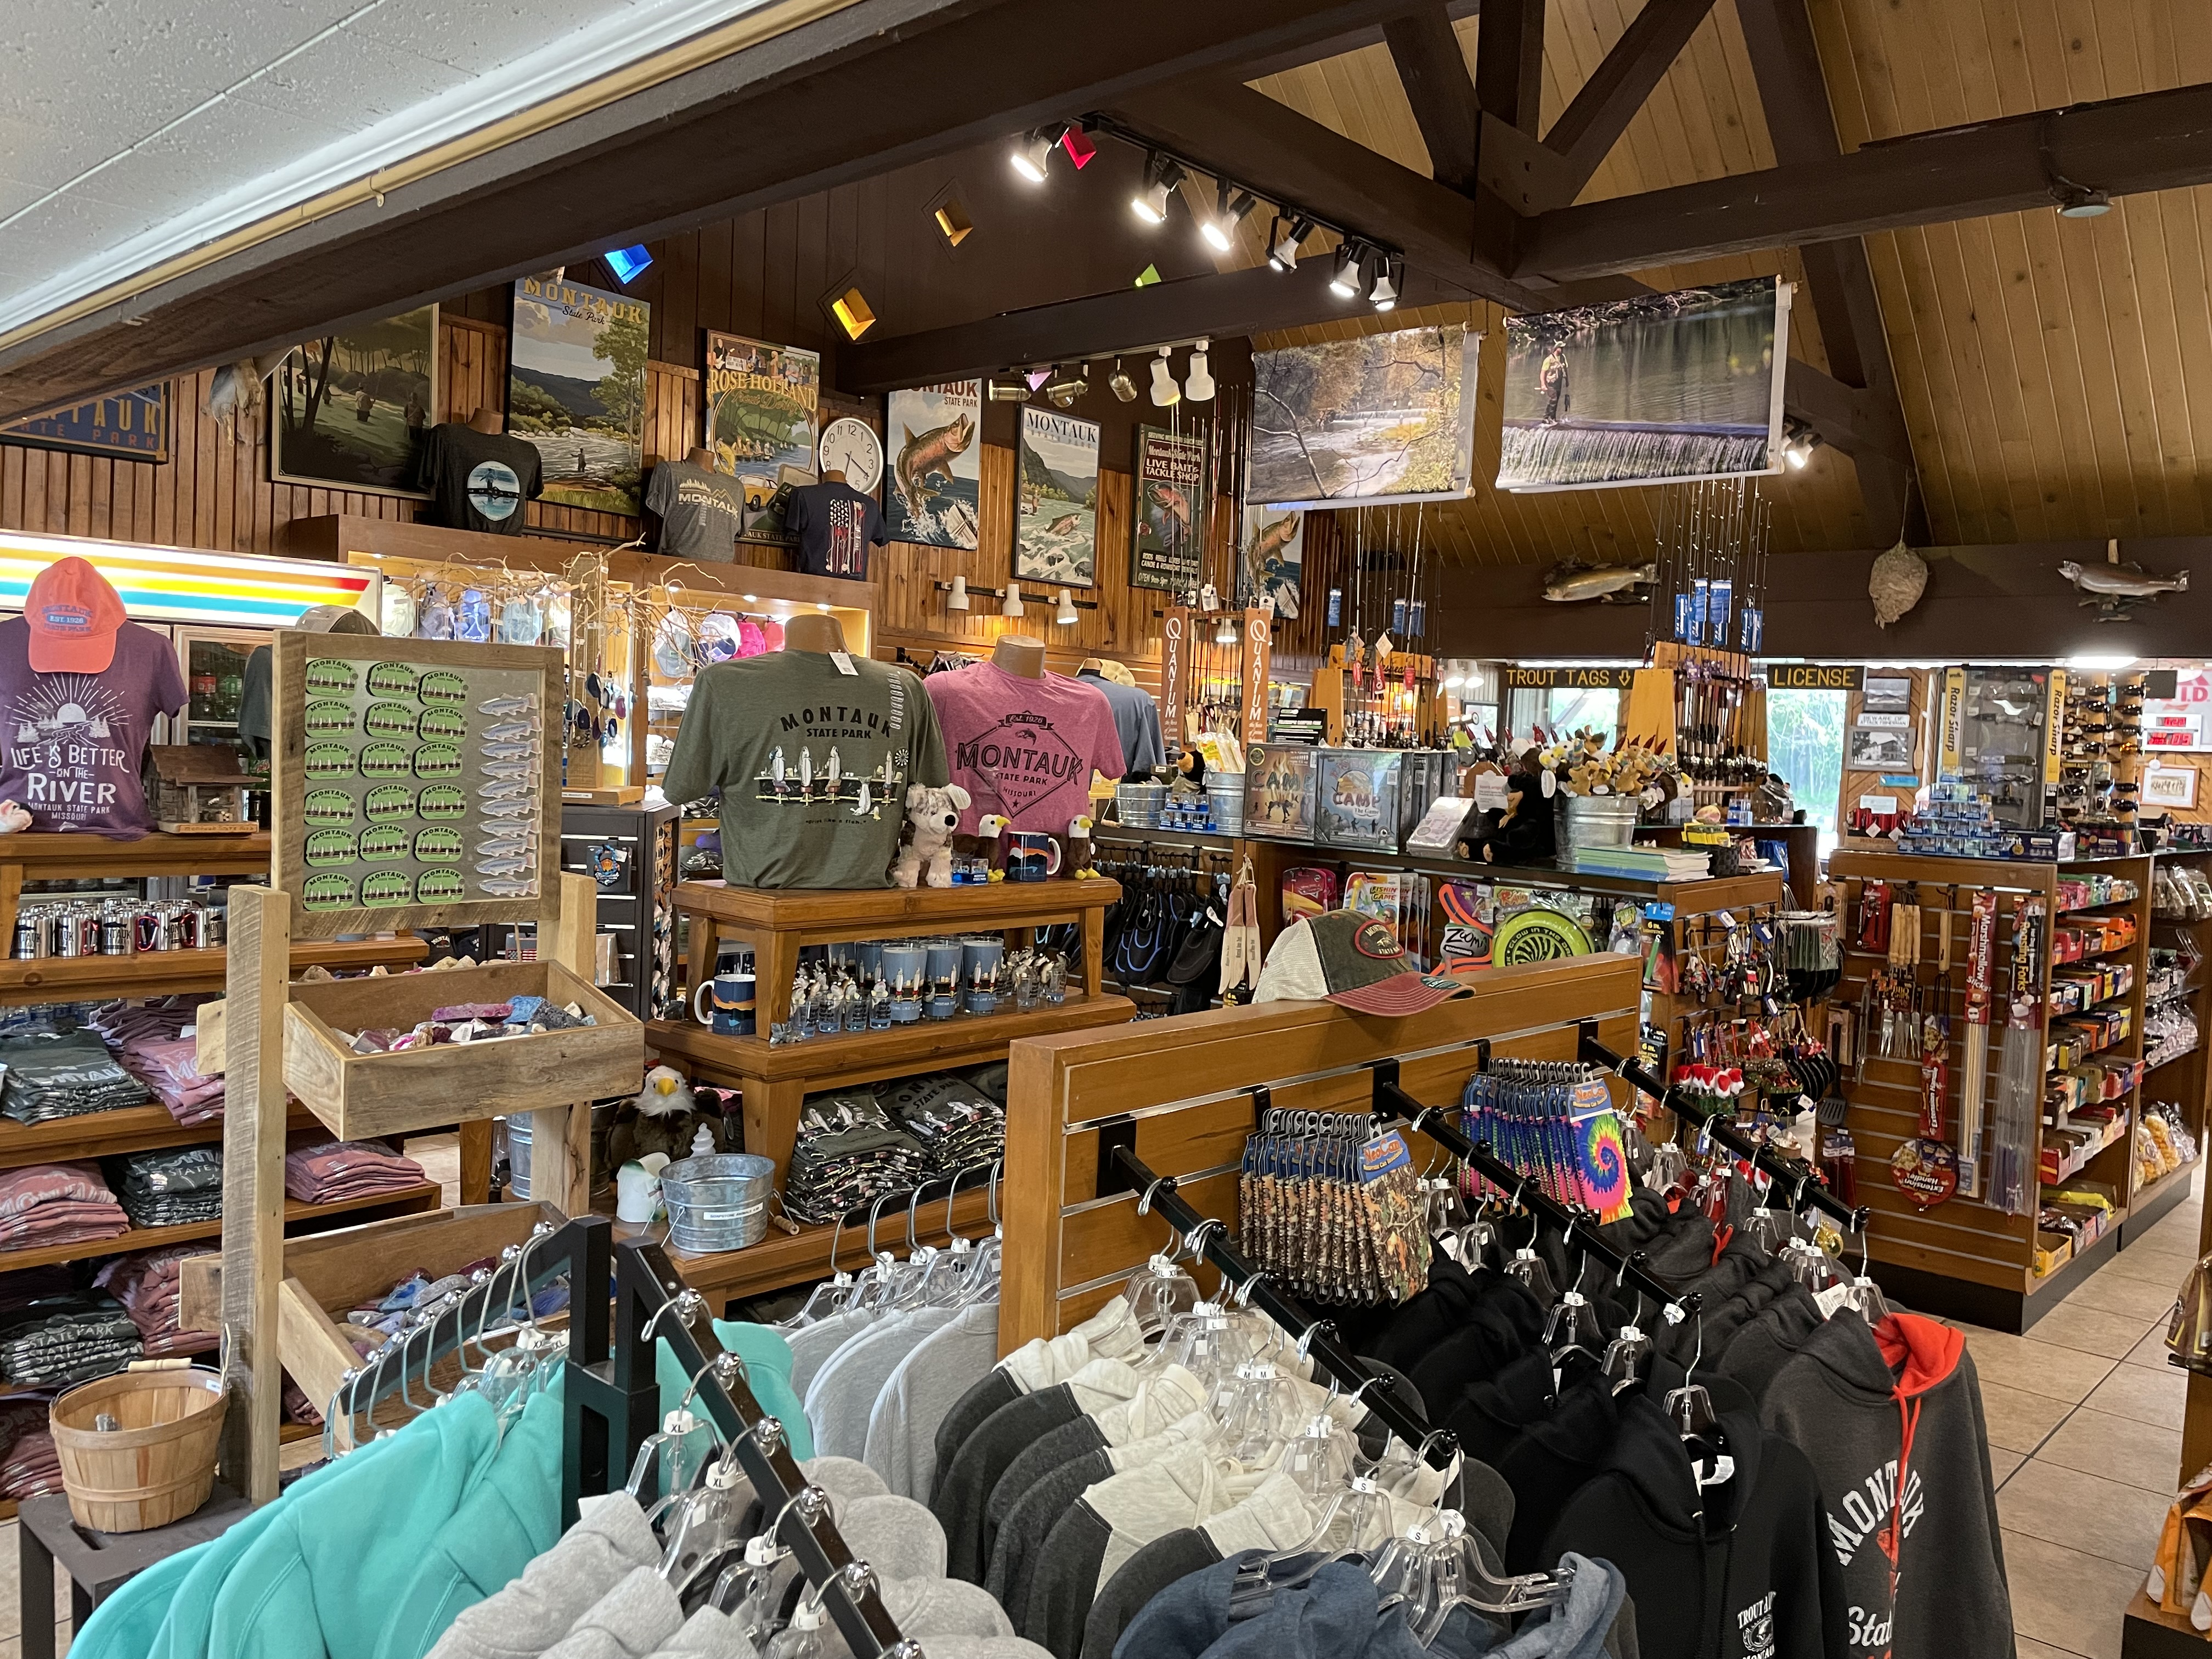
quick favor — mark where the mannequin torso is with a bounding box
[781,612,847,654]
[991,635,1046,678]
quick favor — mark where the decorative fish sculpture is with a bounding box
[1543,561,1658,603]
[894,414,974,514]
[2058,558,2190,617]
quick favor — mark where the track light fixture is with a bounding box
[1780,418,1824,469]
[1201,188,1259,253]
[1149,347,1180,408]
[1011,123,1066,184]
[1002,584,1025,619]
[1108,358,1137,402]
[946,575,970,611]
[988,379,1029,402]
[1131,154,1186,224]
[1330,241,1366,299]
[1055,589,1078,625]
[1184,340,1215,403]
[1045,363,1090,408]
[1369,257,1400,312]
[1268,216,1314,272]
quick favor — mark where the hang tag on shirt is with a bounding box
[830,651,858,676]
[1813,1283,1855,1320]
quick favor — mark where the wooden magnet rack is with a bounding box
[996,952,1641,1349]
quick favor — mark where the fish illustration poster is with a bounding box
[1240,505,1305,618]
[1130,425,1208,592]
[884,381,980,549]
[1015,406,1100,588]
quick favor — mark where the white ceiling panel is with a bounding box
[0,0,781,343]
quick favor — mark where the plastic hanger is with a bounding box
[1664,1312,1732,1488]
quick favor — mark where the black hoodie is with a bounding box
[1759,1312,2011,1659]
[1543,1391,1844,1659]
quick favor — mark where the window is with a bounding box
[1767,688,1847,853]
[1546,686,1619,738]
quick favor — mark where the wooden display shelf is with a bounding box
[0,831,290,946]
[676,877,1121,1026]
[641,1188,996,1307]
[647,991,1135,1180]
[0,934,425,1006]
[0,1181,441,1274]
[0,1101,368,1174]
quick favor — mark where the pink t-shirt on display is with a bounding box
[922,663,1125,835]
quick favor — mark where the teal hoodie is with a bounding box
[375,1379,567,1659]
[652,1322,814,1464]
[207,1391,499,1659]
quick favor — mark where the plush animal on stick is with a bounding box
[893,782,972,888]
[608,1064,704,1167]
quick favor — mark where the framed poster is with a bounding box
[1,386,169,463]
[1130,425,1208,592]
[1497,275,1791,493]
[2146,765,2199,809]
[509,274,649,516]
[703,331,821,545]
[1240,505,1304,618]
[1015,407,1099,588]
[272,305,437,498]
[883,381,980,549]
[1250,324,1477,507]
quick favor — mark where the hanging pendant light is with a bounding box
[1002,584,1025,618]
[946,575,969,612]
[1183,340,1215,402]
[1149,347,1181,408]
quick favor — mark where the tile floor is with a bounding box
[1976,1169,2204,1659]
[0,1154,2194,1657]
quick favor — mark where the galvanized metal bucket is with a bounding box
[1115,781,1166,828]
[661,1153,776,1253]
[1562,794,1641,848]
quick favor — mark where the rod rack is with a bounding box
[1366,1059,1700,1319]
[1576,1025,1873,1232]
[1107,1142,1459,1471]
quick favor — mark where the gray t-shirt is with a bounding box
[646,461,745,563]
[662,652,948,890]
[1075,672,1165,777]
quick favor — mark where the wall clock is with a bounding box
[817,417,883,494]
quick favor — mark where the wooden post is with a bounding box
[218,885,289,1503]
[533,872,599,1217]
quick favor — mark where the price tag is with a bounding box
[829,651,858,676]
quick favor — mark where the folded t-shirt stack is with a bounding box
[782,1091,932,1226]
[109,1145,223,1228]
[0,1290,143,1387]
[93,1245,218,1357]
[0,1029,154,1125]
[0,1398,58,1501]
[284,1139,428,1204]
[88,998,225,1126]
[0,1163,128,1251]
[877,1074,1007,1175]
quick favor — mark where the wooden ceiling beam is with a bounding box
[1231,0,1481,83]
[1383,8,1485,196]
[1515,79,2212,280]
[1481,0,1717,213]
[1472,0,1545,133]
[1737,0,1924,543]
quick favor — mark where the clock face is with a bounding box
[817,417,883,494]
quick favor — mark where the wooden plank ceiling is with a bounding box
[1243,0,2212,566]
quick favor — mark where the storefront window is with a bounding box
[1547,686,1619,737]
[1768,688,1846,851]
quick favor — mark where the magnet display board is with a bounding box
[272,631,563,939]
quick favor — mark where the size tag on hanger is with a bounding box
[830,651,857,676]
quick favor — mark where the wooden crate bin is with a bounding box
[283,962,644,1139]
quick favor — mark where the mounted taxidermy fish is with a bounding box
[2058,554,2190,619]
[1543,561,1657,603]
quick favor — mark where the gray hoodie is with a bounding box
[1760,1311,2010,1659]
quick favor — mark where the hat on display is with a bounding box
[25,557,126,673]
[1254,911,1474,1017]
[758,618,785,652]
[736,617,768,658]
[297,603,377,637]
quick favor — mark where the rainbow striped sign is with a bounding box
[0,532,377,629]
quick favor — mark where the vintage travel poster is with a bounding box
[884,381,980,550]
[509,275,650,515]
[1239,504,1304,617]
[704,331,821,544]
[272,305,437,497]
[1015,407,1100,588]
[1130,424,1207,591]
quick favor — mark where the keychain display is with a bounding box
[1239,1107,1431,1306]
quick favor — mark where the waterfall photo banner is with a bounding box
[1496,275,1791,494]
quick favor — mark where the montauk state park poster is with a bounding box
[884,381,980,550]
[509,275,650,515]
[1250,324,1477,507]
[1496,275,1791,492]
[1015,407,1101,588]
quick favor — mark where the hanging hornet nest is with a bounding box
[1869,536,1928,629]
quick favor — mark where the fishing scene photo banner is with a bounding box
[1496,276,1791,494]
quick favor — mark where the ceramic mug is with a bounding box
[1005,831,1063,882]
[692,972,755,1035]
[880,941,928,1024]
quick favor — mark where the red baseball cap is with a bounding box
[25,557,125,673]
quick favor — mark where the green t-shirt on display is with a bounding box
[663,650,948,889]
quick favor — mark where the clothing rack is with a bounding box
[566,1219,919,1659]
[1105,1142,1458,1470]
[1364,1059,1701,1317]
[1576,1026,1873,1233]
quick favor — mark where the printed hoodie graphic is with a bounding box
[1760,1311,2011,1659]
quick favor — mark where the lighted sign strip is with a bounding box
[0,532,375,628]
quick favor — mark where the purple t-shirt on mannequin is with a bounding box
[922,662,1124,836]
[0,618,187,837]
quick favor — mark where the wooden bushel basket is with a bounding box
[50,1362,224,1532]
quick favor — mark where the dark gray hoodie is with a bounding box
[1759,1311,2011,1659]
